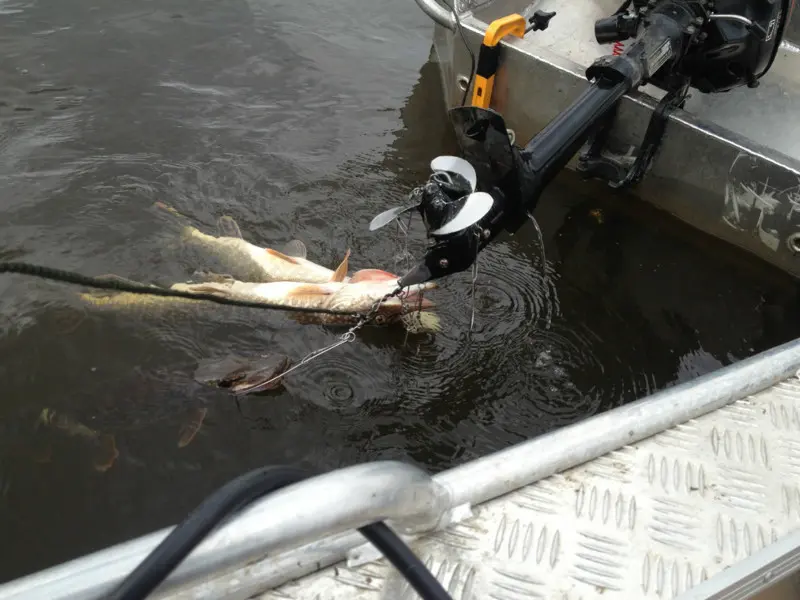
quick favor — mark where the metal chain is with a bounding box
[233,286,405,394]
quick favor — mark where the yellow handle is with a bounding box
[471,14,527,109]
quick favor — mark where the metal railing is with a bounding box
[3,336,800,600]
[414,0,456,29]
[0,462,453,600]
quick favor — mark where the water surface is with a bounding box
[2,0,800,583]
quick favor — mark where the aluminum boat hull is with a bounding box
[429,0,800,278]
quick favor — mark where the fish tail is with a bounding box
[92,434,119,472]
[35,408,53,430]
[153,201,191,224]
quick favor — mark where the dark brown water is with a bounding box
[2,0,800,584]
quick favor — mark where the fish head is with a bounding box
[326,279,437,321]
[194,354,292,395]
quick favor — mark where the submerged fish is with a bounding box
[177,408,207,448]
[171,277,440,330]
[181,223,352,283]
[154,202,352,284]
[36,409,119,472]
[194,354,292,395]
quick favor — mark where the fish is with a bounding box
[193,354,292,395]
[35,409,120,472]
[181,221,352,284]
[154,202,352,284]
[78,270,441,332]
[170,277,441,330]
[177,408,208,448]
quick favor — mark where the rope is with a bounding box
[0,261,365,317]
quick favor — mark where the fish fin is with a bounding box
[191,269,235,284]
[401,311,441,334]
[173,282,231,297]
[92,434,119,473]
[178,408,208,448]
[265,248,301,265]
[35,408,52,430]
[349,269,399,283]
[280,239,308,259]
[330,249,351,282]
[216,216,244,239]
[287,284,336,298]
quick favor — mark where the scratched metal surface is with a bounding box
[261,374,800,600]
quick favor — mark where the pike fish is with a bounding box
[78,266,440,332]
[170,276,440,330]
[35,409,119,472]
[156,203,351,284]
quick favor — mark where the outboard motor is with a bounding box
[369,0,795,285]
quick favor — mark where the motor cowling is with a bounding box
[681,0,794,92]
[595,0,794,93]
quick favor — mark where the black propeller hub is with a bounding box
[417,172,471,236]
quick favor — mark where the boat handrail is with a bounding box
[414,0,456,30]
[0,462,453,600]
[4,337,800,600]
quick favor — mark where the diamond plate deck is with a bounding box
[261,375,800,600]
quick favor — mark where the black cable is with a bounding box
[360,521,453,600]
[0,261,364,317]
[107,464,454,600]
[107,466,309,600]
[441,0,476,106]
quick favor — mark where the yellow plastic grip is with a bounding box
[471,14,527,109]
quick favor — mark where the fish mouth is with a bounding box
[381,286,436,312]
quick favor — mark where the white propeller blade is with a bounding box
[430,155,477,192]
[431,191,494,236]
[368,204,417,231]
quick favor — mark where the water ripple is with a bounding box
[284,341,394,411]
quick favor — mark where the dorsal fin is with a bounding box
[349,268,398,283]
[330,249,351,282]
[216,216,244,239]
[265,248,301,264]
[280,239,308,259]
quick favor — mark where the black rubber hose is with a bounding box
[360,521,453,600]
[107,465,454,600]
[107,465,309,600]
